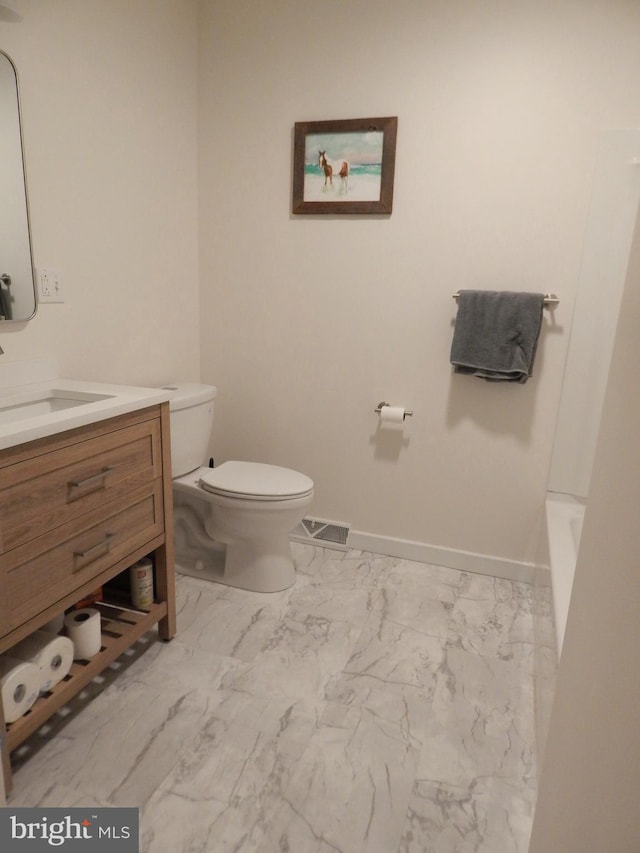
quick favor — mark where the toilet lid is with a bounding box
[199,461,314,501]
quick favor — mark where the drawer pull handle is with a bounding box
[68,466,114,490]
[74,532,115,560]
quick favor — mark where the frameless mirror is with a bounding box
[0,50,36,322]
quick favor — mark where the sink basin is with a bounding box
[0,368,172,451]
[0,388,114,426]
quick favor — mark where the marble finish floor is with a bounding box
[8,544,536,852]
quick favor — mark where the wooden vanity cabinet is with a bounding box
[0,402,176,794]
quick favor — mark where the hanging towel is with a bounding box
[450,290,545,383]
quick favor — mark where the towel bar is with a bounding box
[452,291,559,306]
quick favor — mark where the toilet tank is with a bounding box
[163,383,217,477]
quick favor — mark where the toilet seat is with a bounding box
[199,461,314,502]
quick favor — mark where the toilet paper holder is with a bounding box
[374,401,413,417]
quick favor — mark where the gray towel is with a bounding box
[450,290,545,383]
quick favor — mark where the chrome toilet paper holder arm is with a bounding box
[374,401,413,417]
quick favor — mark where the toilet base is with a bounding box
[173,500,297,592]
[176,540,295,593]
[223,535,296,592]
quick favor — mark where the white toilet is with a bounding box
[165,383,314,592]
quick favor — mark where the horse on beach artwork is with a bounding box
[318,150,350,193]
[303,130,384,203]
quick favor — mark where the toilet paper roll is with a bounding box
[0,657,40,723]
[64,608,102,660]
[379,405,406,428]
[10,630,74,693]
[42,613,65,634]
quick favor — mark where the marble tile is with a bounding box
[174,571,224,621]
[343,607,446,691]
[176,592,288,663]
[157,699,314,802]
[293,542,393,589]
[269,580,380,649]
[291,541,346,569]
[142,695,316,852]
[399,779,533,853]
[267,711,421,853]
[374,586,454,642]
[216,584,380,710]
[7,546,537,853]
[371,560,466,645]
[416,648,536,806]
[141,791,229,853]
[386,558,464,596]
[108,632,239,693]
[457,572,533,607]
[445,592,534,670]
[8,778,113,809]
[321,671,435,750]
[318,600,447,748]
[12,679,210,808]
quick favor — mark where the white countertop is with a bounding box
[0,378,171,451]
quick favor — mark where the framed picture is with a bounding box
[292,116,398,215]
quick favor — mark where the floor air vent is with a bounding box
[290,516,351,550]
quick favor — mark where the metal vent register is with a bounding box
[290,516,351,550]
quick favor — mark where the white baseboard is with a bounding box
[348,530,535,584]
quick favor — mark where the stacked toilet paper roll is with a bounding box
[0,656,40,723]
[64,608,102,660]
[42,613,65,634]
[10,630,74,694]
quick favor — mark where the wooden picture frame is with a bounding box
[292,116,398,215]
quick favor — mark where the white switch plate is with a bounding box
[37,267,64,303]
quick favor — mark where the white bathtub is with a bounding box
[545,493,586,657]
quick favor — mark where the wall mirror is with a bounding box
[0,50,36,322]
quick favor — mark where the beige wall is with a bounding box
[529,170,640,853]
[198,0,640,565]
[1,2,637,839]
[1,0,639,570]
[0,0,200,387]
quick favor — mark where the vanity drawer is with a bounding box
[0,418,162,553]
[3,481,164,632]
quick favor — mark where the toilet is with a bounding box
[165,383,314,592]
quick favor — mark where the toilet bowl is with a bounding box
[166,384,314,592]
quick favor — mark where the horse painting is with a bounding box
[318,150,349,194]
